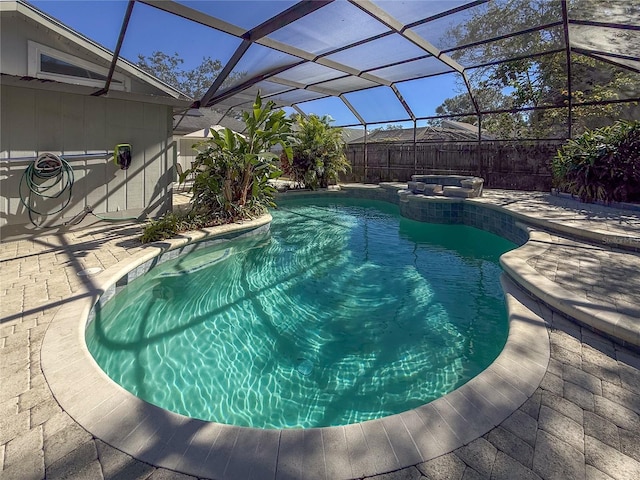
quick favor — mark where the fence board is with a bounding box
[342,141,562,191]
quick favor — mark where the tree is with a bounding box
[137,51,184,92]
[433,0,639,138]
[137,51,242,99]
[371,124,404,132]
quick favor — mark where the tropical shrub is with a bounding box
[282,114,350,189]
[141,93,293,242]
[188,93,293,220]
[552,120,640,203]
[140,211,222,243]
[140,212,180,243]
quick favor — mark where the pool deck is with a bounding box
[1,187,639,480]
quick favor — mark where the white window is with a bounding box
[28,41,130,91]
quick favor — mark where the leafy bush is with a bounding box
[552,120,640,203]
[140,211,231,243]
[141,93,293,243]
[282,114,350,189]
[140,213,181,243]
[187,93,293,220]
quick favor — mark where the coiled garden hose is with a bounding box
[19,153,74,227]
[19,152,148,228]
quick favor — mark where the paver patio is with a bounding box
[1,188,639,480]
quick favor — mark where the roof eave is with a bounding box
[9,0,191,101]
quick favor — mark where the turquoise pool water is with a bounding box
[86,198,516,429]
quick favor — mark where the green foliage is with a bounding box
[433,0,639,139]
[282,115,350,189]
[137,51,184,93]
[136,51,243,98]
[187,93,293,220]
[140,213,178,243]
[140,211,226,243]
[552,120,640,203]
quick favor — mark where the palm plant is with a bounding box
[282,114,350,189]
[187,93,293,220]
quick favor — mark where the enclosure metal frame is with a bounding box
[90,0,639,168]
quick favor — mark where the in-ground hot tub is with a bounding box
[407,175,485,198]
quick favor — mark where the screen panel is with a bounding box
[311,76,381,95]
[411,0,562,53]
[120,2,243,98]
[568,0,640,26]
[214,43,302,95]
[272,62,347,85]
[569,104,640,137]
[243,80,295,98]
[465,51,569,112]
[30,0,128,51]
[369,56,454,83]
[324,34,428,72]
[267,89,328,106]
[396,73,471,118]
[570,25,640,62]
[449,26,565,68]
[591,54,640,73]
[295,96,361,126]
[176,1,298,30]
[343,86,410,123]
[266,1,390,55]
[371,0,477,26]
[571,55,640,103]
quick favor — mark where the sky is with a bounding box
[28,0,472,127]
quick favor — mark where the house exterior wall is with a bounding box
[0,84,174,230]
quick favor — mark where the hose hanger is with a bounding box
[33,153,64,175]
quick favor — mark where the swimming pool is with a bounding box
[86,198,516,429]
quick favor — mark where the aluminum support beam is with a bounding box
[92,0,135,97]
[561,0,573,138]
[339,94,367,126]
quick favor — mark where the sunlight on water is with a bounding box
[86,198,515,428]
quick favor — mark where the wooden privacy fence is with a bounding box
[343,141,564,191]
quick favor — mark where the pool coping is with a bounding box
[500,230,640,347]
[41,203,551,479]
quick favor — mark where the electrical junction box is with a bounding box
[114,144,132,170]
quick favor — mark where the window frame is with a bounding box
[27,41,130,91]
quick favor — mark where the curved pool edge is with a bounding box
[500,230,640,347]
[41,206,551,479]
[306,185,640,348]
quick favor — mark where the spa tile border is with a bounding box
[42,205,550,479]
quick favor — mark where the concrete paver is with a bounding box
[455,439,497,478]
[533,430,585,480]
[1,188,639,479]
[491,452,542,480]
[485,427,533,469]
